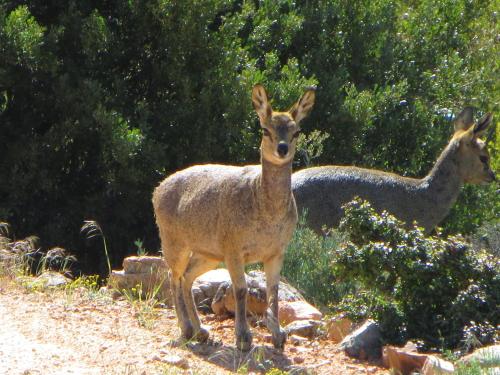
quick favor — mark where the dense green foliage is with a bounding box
[333,199,499,350]
[0,1,498,272]
[283,199,499,351]
[282,213,349,308]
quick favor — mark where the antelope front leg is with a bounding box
[264,254,287,350]
[225,255,252,351]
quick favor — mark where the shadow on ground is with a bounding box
[179,340,294,373]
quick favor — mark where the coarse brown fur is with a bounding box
[152,85,315,351]
[292,108,496,234]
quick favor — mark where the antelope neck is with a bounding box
[421,140,463,215]
[259,156,293,213]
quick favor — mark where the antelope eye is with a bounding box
[292,130,301,139]
[262,128,271,137]
[479,155,488,164]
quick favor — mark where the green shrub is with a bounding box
[471,221,500,258]
[333,198,499,350]
[282,213,351,308]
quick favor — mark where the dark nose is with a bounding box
[277,142,288,157]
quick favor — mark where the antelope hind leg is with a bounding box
[182,255,218,342]
[165,244,195,340]
[171,273,196,339]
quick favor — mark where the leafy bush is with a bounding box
[471,221,500,258]
[333,198,499,350]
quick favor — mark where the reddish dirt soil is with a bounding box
[0,279,388,374]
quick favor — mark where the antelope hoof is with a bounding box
[236,330,253,352]
[272,329,287,350]
[194,326,210,342]
[180,325,194,341]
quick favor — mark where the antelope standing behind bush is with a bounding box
[292,108,495,234]
[153,85,315,351]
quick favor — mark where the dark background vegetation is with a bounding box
[0,0,498,274]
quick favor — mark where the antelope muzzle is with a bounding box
[277,142,288,157]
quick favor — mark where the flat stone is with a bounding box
[340,320,382,360]
[326,315,353,343]
[195,269,231,291]
[193,269,232,311]
[284,320,321,339]
[279,301,322,325]
[122,256,166,274]
[421,355,454,375]
[289,335,309,346]
[220,282,268,315]
[209,271,305,316]
[246,270,305,302]
[36,271,71,287]
[382,345,429,374]
[108,270,171,303]
[402,341,419,352]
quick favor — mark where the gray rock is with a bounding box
[247,270,305,302]
[284,320,321,338]
[421,355,454,375]
[36,271,71,287]
[211,281,232,315]
[195,269,231,295]
[108,269,171,303]
[122,256,166,274]
[110,261,234,309]
[340,319,382,360]
[209,270,305,315]
[110,260,306,315]
[289,335,309,346]
[192,269,232,312]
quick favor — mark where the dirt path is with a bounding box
[0,280,387,374]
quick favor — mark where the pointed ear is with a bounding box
[473,113,493,137]
[454,107,474,132]
[252,84,272,126]
[289,88,316,124]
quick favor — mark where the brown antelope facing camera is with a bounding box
[292,107,496,234]
[153,85,315,351]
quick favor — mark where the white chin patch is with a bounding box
[273,153,292,164]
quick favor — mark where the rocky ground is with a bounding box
[0,276,388,375]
